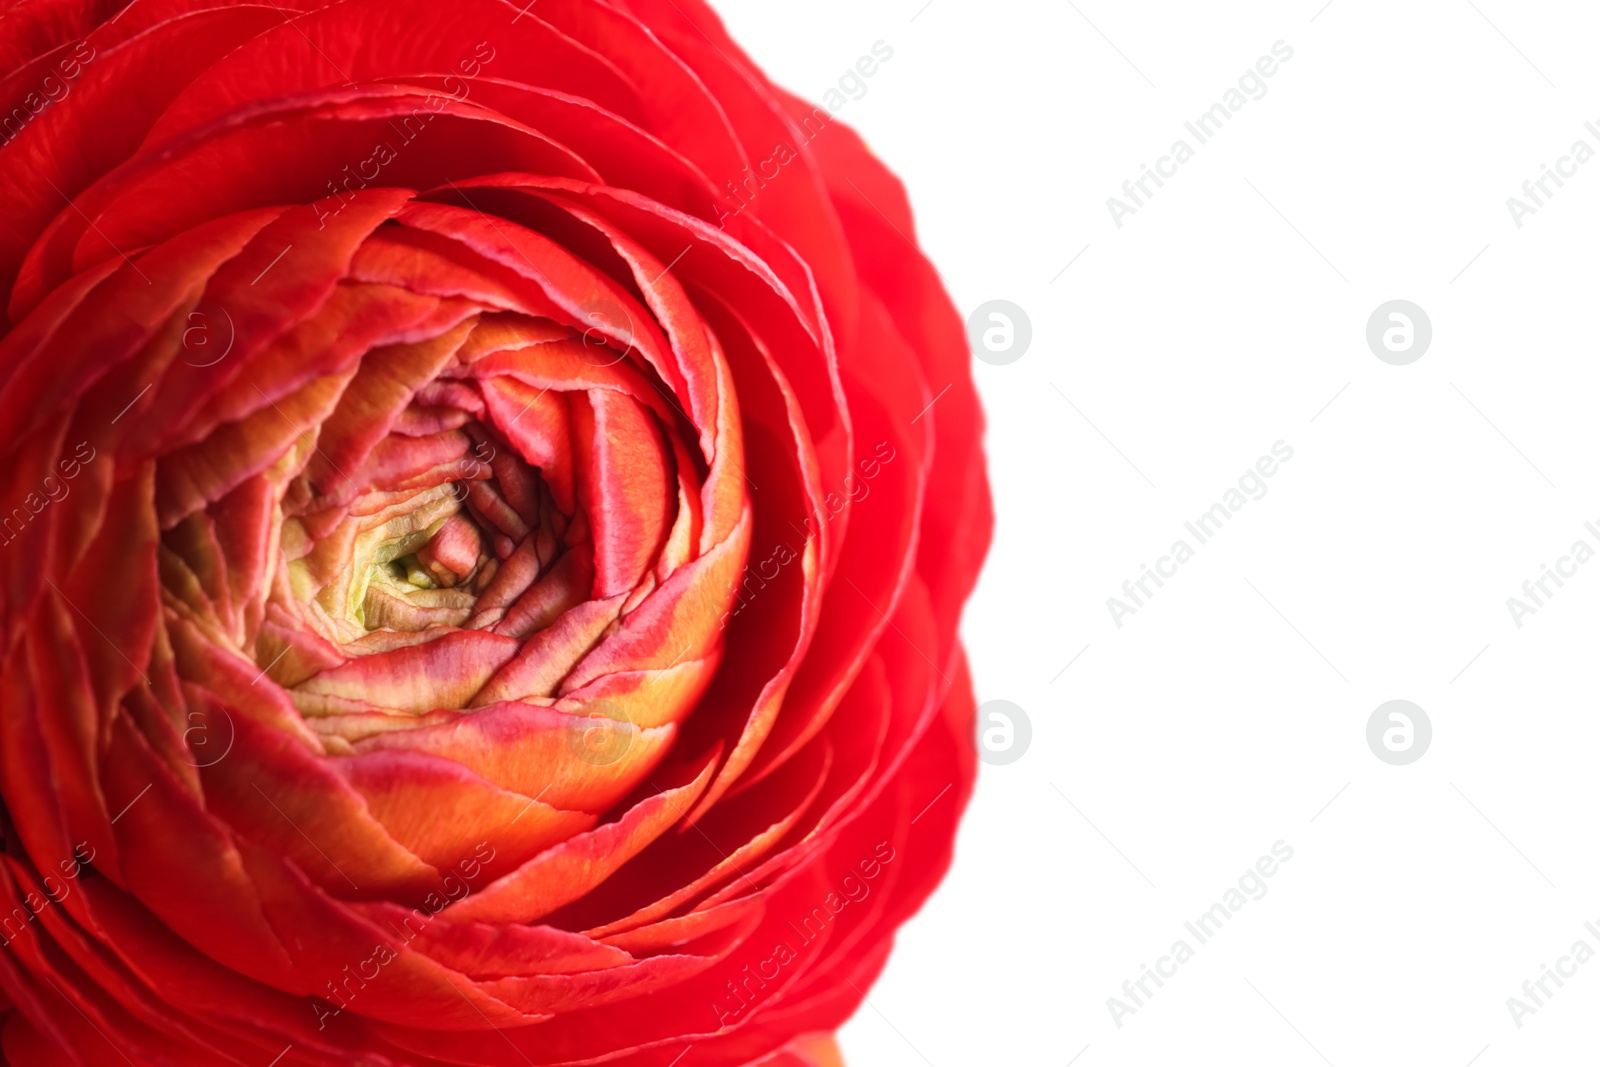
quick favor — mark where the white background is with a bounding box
[717,2,1600,1065]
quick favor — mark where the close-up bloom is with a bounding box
[0,1,989,1065]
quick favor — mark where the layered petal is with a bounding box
[0,2,991,1066]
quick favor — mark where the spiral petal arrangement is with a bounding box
[0,2,991,1065]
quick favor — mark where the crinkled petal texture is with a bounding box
[0,1,990,1065]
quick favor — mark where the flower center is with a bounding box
[357,490,488,632]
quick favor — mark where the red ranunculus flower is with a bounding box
[0,2,990,1064]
